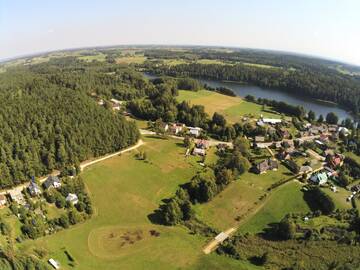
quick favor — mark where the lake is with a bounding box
[143,73,353,121]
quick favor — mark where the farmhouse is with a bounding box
[255,159,278,174]
[28,181,42,196]
[310,172,328,185]
[43,175,61,189]
[8,189,25,205]
[0,194,7,207]
[188,127,202,137]
[66,193,79,205]
[192,147,206,156]
[169,123,185,134]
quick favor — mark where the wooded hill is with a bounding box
[0,58,141,188]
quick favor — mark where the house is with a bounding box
[338,127,350,136]
[216,143,228,152]
[304,123,312,129]
[279,128,290,139]
[28,181,42,196]
[299,165,313,174]
[48,258,60,270]
[326,153,344,168]
[310,172,328,185]
[169,123,185,135]
[276,150,291,160]
[196,139,209,149]
[188,127,202,137]
[255,159,278,174]
[43,175,61,189]
[262,118,282,125]
[66,193,79,205]
[256,120,265,127]
[8,189,25,205]
[0,194,7,207]
[254,136,265,143]
[192,147,206,156]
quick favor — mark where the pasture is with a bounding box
[177,90,280,123]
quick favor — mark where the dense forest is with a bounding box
[0,58,142,188]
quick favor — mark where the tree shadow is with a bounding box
[260,223,283,241]
[147,207,166,225]
[302,190,320,212]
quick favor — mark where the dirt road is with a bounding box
[0,139,144,196]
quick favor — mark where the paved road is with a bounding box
[0,139,144,196]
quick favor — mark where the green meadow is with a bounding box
[177,90,280,123]
[193,165,296,231]
[19,136,258,270]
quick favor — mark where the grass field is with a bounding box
[238,181,310,234]
[116,55,146,64]
[177,90,280,123]
[78,53,106,62]
[194,165,294,231]
[19,136,258,270]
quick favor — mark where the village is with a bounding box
[141,114,360,207]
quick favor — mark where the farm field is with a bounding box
[116,55,146,64]
[18,136,257,270]
[194,165,293,231]
[177,90,280,123]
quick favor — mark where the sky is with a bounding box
[1,0,360,65]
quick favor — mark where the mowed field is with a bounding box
[19,136,258,270]
[238,181,310,234]
[177,90,280,123]
[194,165,295,231]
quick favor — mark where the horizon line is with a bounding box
[1,43,359,68]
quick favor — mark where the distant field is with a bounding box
[78,53,106,62]
[116,55,146,64]
[194,165,293,231]
[177,90,280,122]
[19,136,256,270]
[242,62,279,69]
